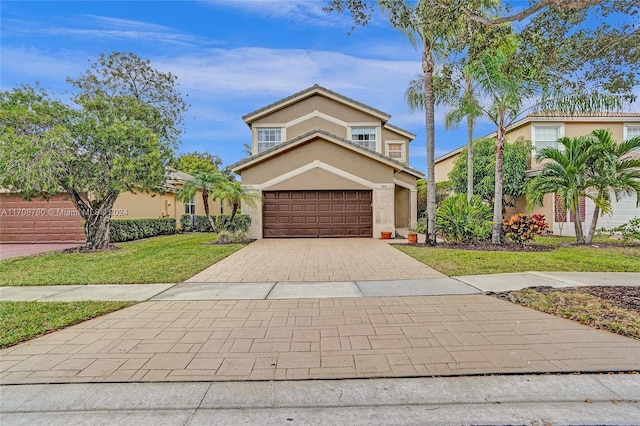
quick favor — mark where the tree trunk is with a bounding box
[202,189,217,232]
[68,189,118,250]
[492,122,505,244]
[466,114,474,201]
[230,202,239,221]
[423,41,437,246]
[585,203,600,244]
[573,197,585,244]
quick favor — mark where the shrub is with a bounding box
[216,230,251,244]
[109,218,176,242]
[435,194,493,244]
[502,213,549,245]
[597,217,640,242]
[179,214,251,233]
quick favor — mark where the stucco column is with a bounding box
[243,186,263,239]
[373,185,395,237]
[410,188,418,229]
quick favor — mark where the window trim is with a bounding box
[385,141,406,162]
[348,124,379,152]
[185,196,196,215]
[254,126,285,154]
[531,123,565,154]
[623,123,640,141]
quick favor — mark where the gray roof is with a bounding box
[230,129,424,178]
[242,84,392,123]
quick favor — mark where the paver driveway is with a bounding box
[186,238,445,283]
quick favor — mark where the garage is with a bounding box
[0,194,86,243]
[263,190,372,238]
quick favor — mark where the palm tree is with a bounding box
[213,180,261,222]
[467,33,536,244]
[528,135,599,244]
[584,129,640,243]
[407,66,482,201]
[176,171,222,232]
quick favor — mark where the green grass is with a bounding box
[396,237,640,276]
[0,233,243,286]
[0,301,136,348]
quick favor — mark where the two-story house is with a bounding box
[434,112,640,236]
[230,84,424,239]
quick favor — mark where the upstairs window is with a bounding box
[351,127,376,151]
[625,125,640,151]
[533,125,563,153]
[387,143,404,160]
[257,128,282,153]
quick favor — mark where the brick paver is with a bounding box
[2,295,639,384]
[186,239,444,282]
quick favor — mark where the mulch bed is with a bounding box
[397,242,555,252]
[61,245,120,253]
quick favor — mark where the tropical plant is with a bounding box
[528,135,600,244]
[435,193,493,244]
[213,180,261,221]
[583,129,640,243]
[502,213,549,245]
[176,171,222,232]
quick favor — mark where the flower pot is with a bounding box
[380,231,392,240]
[407,233,418,244]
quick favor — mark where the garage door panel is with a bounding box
[263,190,372,238]
[0,194,85,243]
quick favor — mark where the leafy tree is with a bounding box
[170,151,221,175]
[176,171,223,231]
[528,135,601,243]
[449,137,531,206]
[0,52,187,250]
[213,179,261,221]
[583,129,640,243]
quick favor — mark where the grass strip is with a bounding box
[0,233,243,286]
[0,301,136,348]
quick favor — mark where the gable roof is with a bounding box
[384,122,416,140]
[230,129,424,178]
[242,84,392,124]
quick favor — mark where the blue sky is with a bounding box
[1,1,637,174]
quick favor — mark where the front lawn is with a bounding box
[0,301,136,348]
[396,237,640,276]
[0,233,243,286]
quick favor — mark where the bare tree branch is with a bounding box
[461,0,604,25]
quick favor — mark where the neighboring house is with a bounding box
[230,84,423,239]
[0,168,223,243]
[433,112,640,236]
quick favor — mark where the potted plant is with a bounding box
[407,228,418,244]
[380,231,392,239]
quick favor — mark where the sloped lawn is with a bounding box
[0,233,243,286]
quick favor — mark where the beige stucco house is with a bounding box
[433,112,640,236]
[0,168,223,243]
[230,85,423,239]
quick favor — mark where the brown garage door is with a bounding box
[0,194,86,243]
[263,190,372,238]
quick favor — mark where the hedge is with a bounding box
[180,214,251,233]
[109,218,177,243]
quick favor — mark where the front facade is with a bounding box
[434,112,640,236]
[231,85,423,239]
[0,168,223,243]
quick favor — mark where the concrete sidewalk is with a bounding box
[2,272,637,301]
[2,374,639,425]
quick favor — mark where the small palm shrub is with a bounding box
[503,213,549,245]
[436,194,493,244]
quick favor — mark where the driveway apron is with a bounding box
[186,238,445,283]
